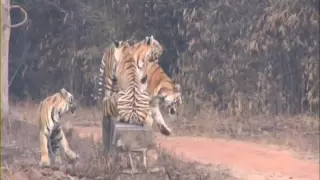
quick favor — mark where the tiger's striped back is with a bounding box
[102,91,153,126]
[94,35,164,102]
[114,42,151,125]
[117,87,151,125]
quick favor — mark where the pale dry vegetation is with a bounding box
[2,104,236,180]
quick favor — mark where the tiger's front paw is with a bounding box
[39,158,51,168]
[66,150,79,163]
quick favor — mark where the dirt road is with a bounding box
[73,125,319,180]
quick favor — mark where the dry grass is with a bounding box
[9,101,320,156]
[2,102,237,180]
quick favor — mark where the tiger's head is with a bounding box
[59,88,77,116]
[159,83,182,117]
[113,40,131,62]
[133,35,164,64]
[144,35,164,63]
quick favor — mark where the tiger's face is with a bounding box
[60,88,77,116]
[160,84,182,116]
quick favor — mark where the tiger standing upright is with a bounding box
[38,88,78,167]
[94,36,182,134]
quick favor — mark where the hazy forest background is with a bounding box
[9,0,319,117]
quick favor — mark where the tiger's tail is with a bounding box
[92,52,107,101]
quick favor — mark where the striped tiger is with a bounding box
[94,39,150,126]
[103,62,182,136]
[93,40,131,102]
[39,88,78,167]
[145,62,182,135]
[102,37,181,135]
[102,93,153,126]
[113,40,151,125]
[131,35,164,64]
[93,35,164,103]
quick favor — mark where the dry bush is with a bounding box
[176,0,319,116]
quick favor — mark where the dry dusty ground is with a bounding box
[1,118,235,180]
[1,102,236,180]
[73,122,319,180]
[2,102,320,180]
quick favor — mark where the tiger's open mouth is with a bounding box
[169,107,176,115]
[70,106,76,116]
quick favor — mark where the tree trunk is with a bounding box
[1,0,11,122]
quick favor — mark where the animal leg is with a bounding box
[59,129,78,163]
[150,105,171,135]
[39,131,51,167]
[51,138,62,165]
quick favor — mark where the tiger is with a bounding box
[93,35,164,103]
[101,37,181,136]
[95,39,151,126]
[131,35,164,64]
[38,88,78,167]
[103,62,182,136]
[102,93,153,126]
[93,40,131,102]
[144,61,182,136]
[113,39,152,125]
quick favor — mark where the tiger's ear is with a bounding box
[145,36,150,44]
[113,40,120,48]
[60,88,69,98]
[174,84,181,91]
[146,35,154,45]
